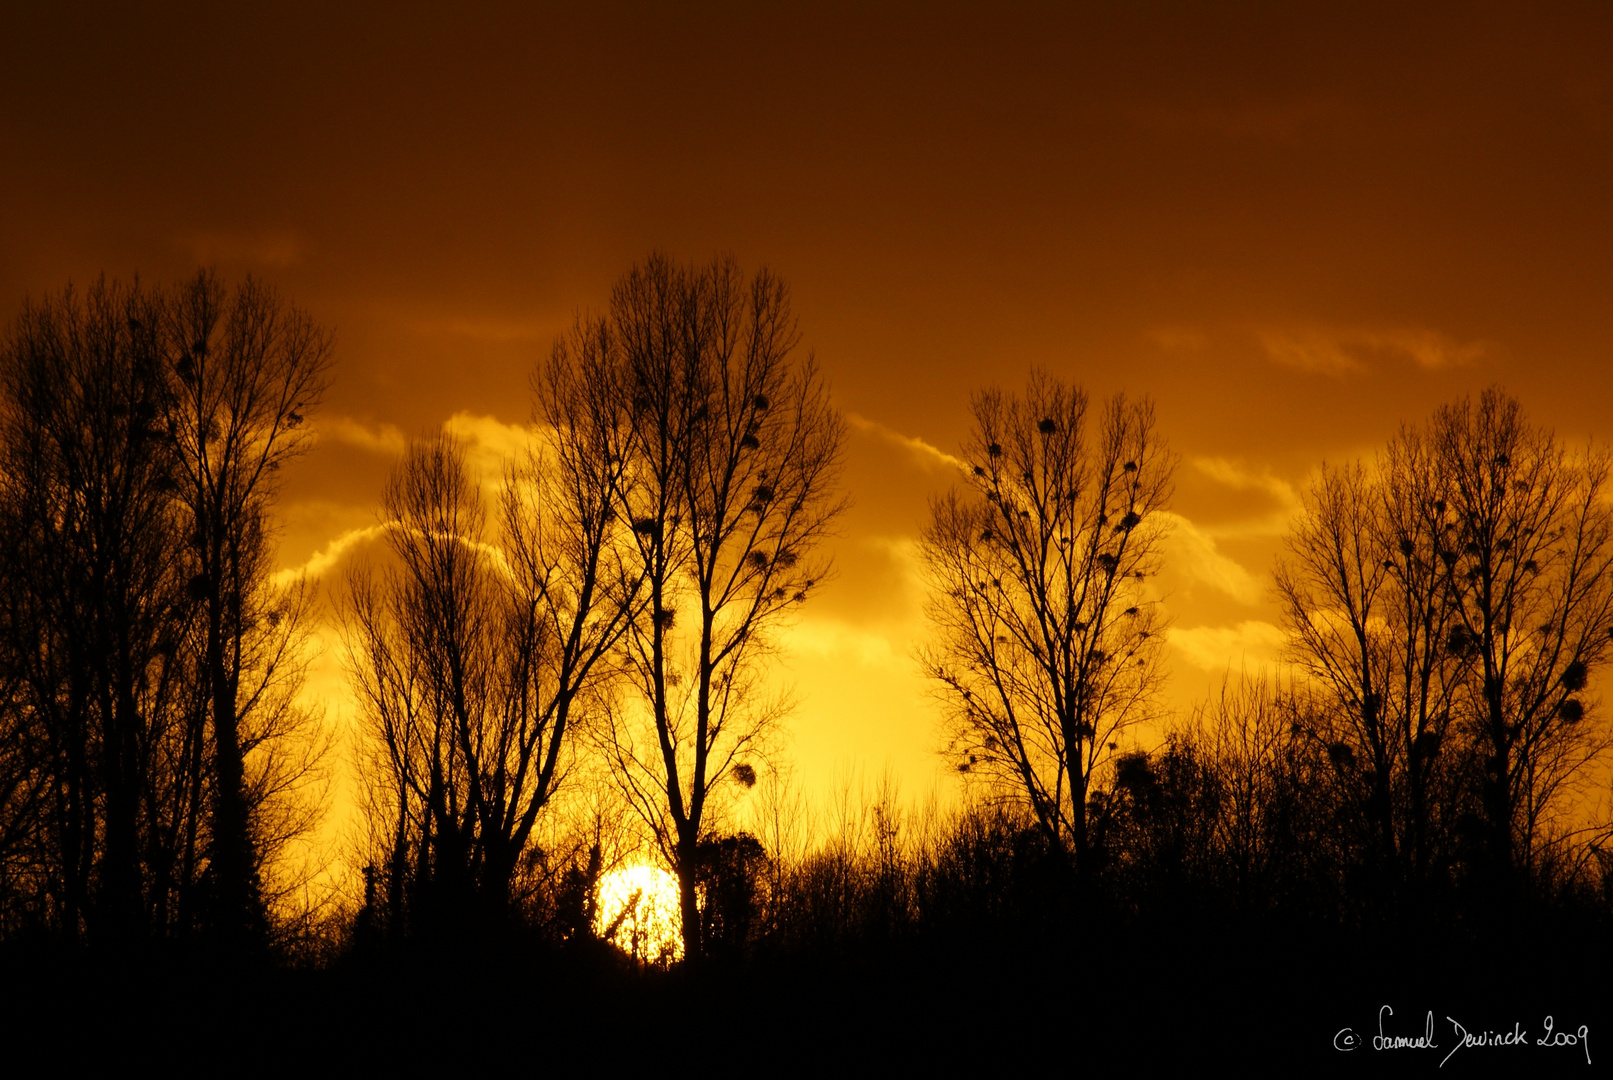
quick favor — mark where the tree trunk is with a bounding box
[677,830,701,961]
[209,595,261,958]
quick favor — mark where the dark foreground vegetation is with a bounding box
[0,261,1607,1066]
[8,769,1604,1066]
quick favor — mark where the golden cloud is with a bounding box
[1258,323,1490,375]
[847,413,969,474]
[1167,620,1287,672]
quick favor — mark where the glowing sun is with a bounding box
[594,864,684,963]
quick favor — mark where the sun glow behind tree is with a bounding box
[594,864,684,964]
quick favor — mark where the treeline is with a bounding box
[0,259,1609,987]
[568,674,1611,976]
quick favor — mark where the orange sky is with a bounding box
[4,2,1613,845]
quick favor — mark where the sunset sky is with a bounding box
[4,2,1612,842]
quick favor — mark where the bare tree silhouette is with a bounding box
[0,278,181,949]
[557,253,846,958]
[1275,452,1466,905]
[164,271,332,955]
[345,416,637,939]
[920,374,1173,875]
[0,274,330,956]
[1431,390,1613,891]
[1277,387,1613,904]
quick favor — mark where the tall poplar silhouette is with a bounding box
[165,272,331,953]
[1277,387,1613,903]
[0,278,180,948]
[920,374,1173,874]
[344,418,638,938]
[558,254,846,958]
[0,273,330,954]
